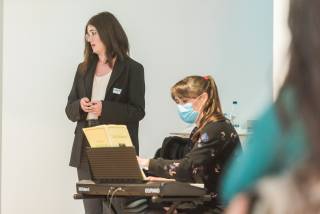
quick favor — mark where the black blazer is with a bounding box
[66,56,145,167]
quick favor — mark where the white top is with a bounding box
[87,72,111,120]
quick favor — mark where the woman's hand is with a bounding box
[137,156,150,169]
[80,97,92,112]
[90,100,102,116]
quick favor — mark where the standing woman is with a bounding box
[65,12,145,214]
[138,75,241,213]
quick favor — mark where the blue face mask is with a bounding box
[177,103,199,124]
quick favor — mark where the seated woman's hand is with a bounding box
[136,156,150,169]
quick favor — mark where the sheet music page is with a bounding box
[105,125,133,147]
[83,125,110,147]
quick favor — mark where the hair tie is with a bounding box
[203,76,209,80]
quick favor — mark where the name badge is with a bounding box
[113,88,122,95]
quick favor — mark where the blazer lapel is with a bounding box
[106,58,125,93]
[84,58,97,99]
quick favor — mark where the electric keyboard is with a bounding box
[75,180,207,197]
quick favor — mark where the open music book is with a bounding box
[83,124,133,148]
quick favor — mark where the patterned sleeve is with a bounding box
[148,158,192,181]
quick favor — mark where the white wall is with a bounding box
[1,0,272,213]
[273,0,290,98]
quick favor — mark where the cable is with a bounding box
[109,187,125,210]
[105,187,114,206]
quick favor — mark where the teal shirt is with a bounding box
[221,102,308,203]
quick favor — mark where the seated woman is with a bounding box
[137,75,242,213]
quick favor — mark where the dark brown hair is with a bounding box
[171,75,225,142]
[80,11,129,71]
[277,0,320,164]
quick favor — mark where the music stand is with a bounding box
[86,146,146,183]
